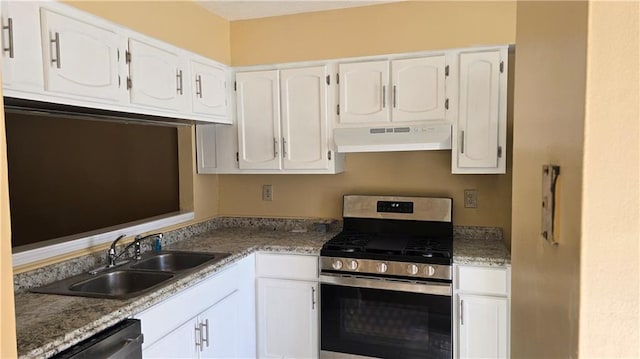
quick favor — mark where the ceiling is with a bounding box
[196,1,402,21]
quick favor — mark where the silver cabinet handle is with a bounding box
[201,319,210,348]
[195,75,203,98]
[273,138,279,157]
[3,17,14,58]
[393,85,397,108]
[460,299,464,325]
[194,322,203,351]
[382,85,386,108]
[176,69,183,95]
[282,137,287,158]
[50,32,61,69]
[311,286,316,310]
[460,131,465,154]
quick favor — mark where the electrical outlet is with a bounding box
[464,189,478,208]
[262,184,273,201]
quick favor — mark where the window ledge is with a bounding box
[12,211,195,267]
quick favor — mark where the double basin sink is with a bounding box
[31,251,231,300]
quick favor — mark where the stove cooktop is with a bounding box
[321,231,453,265]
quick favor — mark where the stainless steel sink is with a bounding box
[130,252,220,272]
[31,251,231,299]
[69,270,174,297]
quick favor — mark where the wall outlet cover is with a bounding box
[262,184,273,201]
[464,189,478,208]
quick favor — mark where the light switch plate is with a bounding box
[541,164,560,244]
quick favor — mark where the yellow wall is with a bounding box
[579,2,639,356]
[1,86,17,357]
[223,1,517,242]
[231,1,516,66]
[65,1,230,64]
[511,1,587,357]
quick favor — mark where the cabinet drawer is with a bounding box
[256,253,318,280]
[456,265,509,296]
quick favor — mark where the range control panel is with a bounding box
[377,201,414,214]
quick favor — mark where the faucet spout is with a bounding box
[133,233,164,259]
[107,234,127,267]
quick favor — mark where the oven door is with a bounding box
[320,274,452,359]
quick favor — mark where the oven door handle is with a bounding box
[320,274,452,297]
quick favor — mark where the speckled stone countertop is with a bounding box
[14,226,334,359]
[453,226,511,266]
[14,221,509,358]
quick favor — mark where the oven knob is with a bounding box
[407,264,419,275]
[347,260,359,270]
[332,259,343,270]
[376,262,388,273]
[426,265,436,276]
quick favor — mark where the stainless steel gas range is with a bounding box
[320,195,453,359]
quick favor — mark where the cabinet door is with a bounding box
[196,124,218,174]
[338,60,389,124]
[144,317,199,359]
[458,294,508,359]
[455,50,502,170]
[280,66,329,170]
[200,291,240,359]
[391,56,446,122]
[128,38,187,112]
[191,59,228,120]
[257,278,318,359]
[1,1,43,91]
[40,8,123,102]
[235,70,281,170]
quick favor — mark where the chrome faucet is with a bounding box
[133,233,164,259]
[107,234,127,267]
[99,232,164,273]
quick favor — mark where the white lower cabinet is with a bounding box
[256,253,319,359]
[454,264,510,359]
[458,294,508,358]
[144,290,242,358]
[136,255,255,359]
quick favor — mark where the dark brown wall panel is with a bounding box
[5,112,180,248]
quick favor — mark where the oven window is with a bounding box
[321,283,452,359]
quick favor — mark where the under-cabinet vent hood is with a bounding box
[334,123,452,153]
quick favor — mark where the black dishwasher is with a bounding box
[51,319,143,359]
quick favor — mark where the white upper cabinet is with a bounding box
[127,37,188,112]
[452,48,507,174]
[1,1,44,92]
[337,55,448,126]
[338,60,389,124]
[280,66,329,170]
[234,66,342,173]
[40,8,124,102]
[190,58,229,121]
[392,56,447,122]
[236,70,281,170]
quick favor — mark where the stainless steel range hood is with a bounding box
[334,123,452,153]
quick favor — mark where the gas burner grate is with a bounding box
[322,233,371,253]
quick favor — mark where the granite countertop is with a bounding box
[14,222,510,358]
[453,226,511,266]
[453,237,511,266]
[14,227,334,359]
